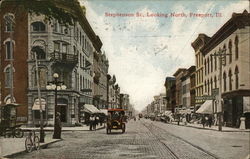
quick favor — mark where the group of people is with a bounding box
[201,114,213,128]
[89,114,100,131]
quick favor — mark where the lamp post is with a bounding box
[46,73,66,139]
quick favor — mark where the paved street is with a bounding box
[10,119,249,159]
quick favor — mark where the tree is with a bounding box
[0,0,86,26]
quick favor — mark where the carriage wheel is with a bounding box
[14,128,24,138]
[34,136,40,150]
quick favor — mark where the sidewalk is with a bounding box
[0,124,105,158]
[168,121,250,132]
[21,124,105,131]
[0,134,61,158]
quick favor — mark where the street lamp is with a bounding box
[46,73,67,139]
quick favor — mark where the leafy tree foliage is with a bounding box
[0,0,85,26]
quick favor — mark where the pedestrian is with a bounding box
[89,114,95,131]
[201,115,206,128]
[95,115,99,129]
[208,115,212,128]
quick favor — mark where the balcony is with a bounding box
[50,51,78,65]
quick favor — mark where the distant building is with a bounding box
[164,77,176,112]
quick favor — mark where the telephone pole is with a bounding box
[211,48,231,131]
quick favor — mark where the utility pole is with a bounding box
[211,48,231,131]
[34,51,45,142]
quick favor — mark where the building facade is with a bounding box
[201,10,250,128]
[164,77,176,112]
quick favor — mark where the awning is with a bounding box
[99,109,108,115]
[83,104,100,114]
[196,100,213,114]
[32,99,46,111]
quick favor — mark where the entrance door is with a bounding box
[61,105,67,122]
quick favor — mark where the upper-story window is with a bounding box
[31,21,46,32]
[4,65,14,88]
[228,40,232,63]
[235,36,239,60]
[4,13,15,32]
[54,42,60,52]
[214,76,217,88]
[53,41,68,54]
[235,66,239,89]
[31,46,46,60]
[228,69,232,91]
[223,72,227,92]
[5,41,14,60]
[214,52,217,71]
[204,59,207,75]
[207,57,210,74]
[210,54,213,72]
[223,45,226,66]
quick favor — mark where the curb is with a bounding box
[164,121,250,132]
[3,139,62,158]
[21,126,105,132]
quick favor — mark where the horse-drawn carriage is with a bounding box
[0,103,24,138]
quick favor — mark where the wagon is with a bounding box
[106,108,126,134]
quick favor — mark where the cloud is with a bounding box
[79,0,249,111]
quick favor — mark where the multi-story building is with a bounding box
[191,34,210,109]
[173,68,187,112]
[200,10,250,128]
[164,77,176,112]
[93,51,109,109]
[189,66,196,111]
[0,1,104,126]
[0,5,29,123]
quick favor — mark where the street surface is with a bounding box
[11,119,249,159]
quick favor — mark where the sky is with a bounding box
[79,0,249,111]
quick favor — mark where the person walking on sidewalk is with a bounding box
[89,114,95,131]
[208,115,213,128]
[201,115,206,128]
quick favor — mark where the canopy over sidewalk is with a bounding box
[196,100,213,114]
[83,104,101,114]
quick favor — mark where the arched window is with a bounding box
[228,69,232,91]
[235,66,239,89]
[4,65,14,88]
[223,72,227,92]
[235,36,239,60]
[228,40,232,63]
[31,21,46,32]
[210,55,213,72]
[223,44,227,65]
[214,52,217,70]
[214,76,217,88]
[208,80,210,95]
[31,46,46,59]
[205,80,207,92]
[5,41,14,59]
[204,59,207,75]
[4,13,14,32]
[210,78,213,91]
[207,57,210,74]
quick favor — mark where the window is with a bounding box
[210,78,213,91]
[223,45,227,65]
[5,41,13,59]
[31,22,46,32]
[229,40,232,63]
[235,66,239,89]
[54,42,60,52]
[205,80,207,93]
[235,36,239,60]
[4,14,14,32]
[208,80,210,95]
[204,59,207,75]
[33,67,47,88]
[228,69,232,91]
[214,76,217,88]
[223,72,227,92]
[4,66,12,87]
[31,46,46,59]
[207,57,210,74]
[210,55,213,72]
[62,44,67,53]
[53,20,58,32]
[214,52,217,70]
